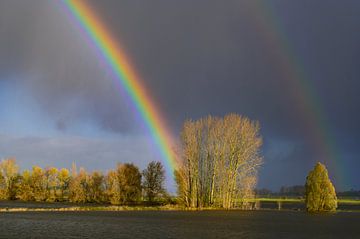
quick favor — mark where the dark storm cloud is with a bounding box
[0,0,136,132]
[88,0,360,190]
[0,0,359,190]
[89,0,360,137]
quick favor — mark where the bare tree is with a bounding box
[176,114,263,209]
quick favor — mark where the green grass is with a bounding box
[246,198,360,204]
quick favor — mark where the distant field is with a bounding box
[250,198,360,204]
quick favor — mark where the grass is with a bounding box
[247,198,360,204]
[1,197,359,213]
[0,204,183,212]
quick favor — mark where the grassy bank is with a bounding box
[250,198,360,204]
[1,198,360,212]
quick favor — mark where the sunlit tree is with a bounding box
[69,167,87,203]
[87,171,104,203]
[176,114,263,209]
[0,158,19,200]
[31,166,47,201]
[305,162,337,212]
[105,170,121,204]
[58,168,71,201]
[17,170,34,201]
[117,163,142,204]
[45,167,59,202]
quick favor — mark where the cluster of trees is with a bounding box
[255,185,305,197]
[175,114,263,209]
[279,185,305,196]
[0,158,167,205]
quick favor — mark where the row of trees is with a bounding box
[0,159,166,204]
[175,114,263,209]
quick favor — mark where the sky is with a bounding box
[0,0,359,191]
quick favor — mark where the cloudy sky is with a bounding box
[0,0,359,191]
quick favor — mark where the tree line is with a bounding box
[0,158,167,205]
[0,113,265,209]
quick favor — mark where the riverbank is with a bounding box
[1,199,360,213]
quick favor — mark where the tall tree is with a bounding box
[45,167,59,202]
[68,167,88,203]
[31,166,47,201]
[305,162,337,212]
[0,158,19,200]
[17,170,34,201]
[87,171,104,203]
[58,168,71,201]
[105,170,121,205]
[142,161,166,203]
[117,163,142,204]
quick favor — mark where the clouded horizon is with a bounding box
[0,0,359,191]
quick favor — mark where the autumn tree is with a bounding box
[86,171,104,203]
[117,163,142,204]
[31,166,47,201]
[142,161,166,203]
[0,158,20,200]
[176,114,263,209]
[17,170,34,201]
[305,162,337,212]
[68,167,88,203]
[105,164,142,205]
[45,167,59,202]
[105,169,121,204]
[58,168,71,201]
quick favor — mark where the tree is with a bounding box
[105,164,142,205]
[31,166,47,201]
[305,162,337,212]
[176,114,263,209]
[68,167,88,203]
[117,163,142,204]
[45,167,59,202]
[0,158,20,200]
[87,171,104,203]
[105,169,121,204]
[17,170,34,201]
[142,161,166,203]
[58,168,71,201]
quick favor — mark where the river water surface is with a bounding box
[0,210,359,238]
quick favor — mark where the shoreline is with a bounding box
[1,206,360,213]
[1,199,360,213]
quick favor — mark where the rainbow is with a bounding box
[61,0,178,176]
[249,1,344,188]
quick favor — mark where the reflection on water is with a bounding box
[0,210,359,238]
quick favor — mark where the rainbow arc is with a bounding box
[62,0,178,176]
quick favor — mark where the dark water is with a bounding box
[0,210,359,238]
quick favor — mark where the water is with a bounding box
[0,210,359,238]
